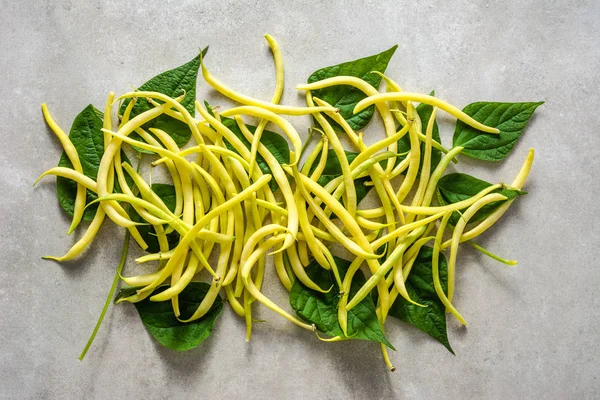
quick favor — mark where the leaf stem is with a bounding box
[467,241,517,266]
[79,154,142,360]
[78,230,130,360]
[298,127,316,161]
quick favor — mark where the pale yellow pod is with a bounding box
[240,236,314,331]
[446,193,509,304]
[41,103,86,235]
[34,167,97,192]
[247,34,285,176]
[441,148,535,248]
[352,92,500,134]
[432,213,466,325]
[201,61,335,116]
[297,76,398,173]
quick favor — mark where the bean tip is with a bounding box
[32,175,44,187]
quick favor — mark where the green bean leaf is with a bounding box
[289,264,342,337]
[436,173,526,226]
[388,246,454,354]
[117,282,223,351]
[289,256,395,349]
[56,105,133,221]
[396,90,442,176]
[130,183,180,253]
[452,101,544,161]
[203,103,290,191]
[119,49,207,153]
[307,45,397,132]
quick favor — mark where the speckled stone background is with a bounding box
[1,1,598,399]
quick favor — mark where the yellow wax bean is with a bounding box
[34,167,97,192]
[447,193,509,303]
[346,227,425,311]
[137,175,271,297]
[353,92,500,134]
[307,92,357,218]
[297,76,398,173]
[201,60,336,116]
[241,236,314,331]
[308,95,398,250]
[371,213,444,250]
[432,213,466,325]
[441,149,534,249]
[119,271,162,288]
[42,208,106,262]
[96,101,170,227]
[408,107,437,223]
[234,116,298,252]
[395,103,421,204]
[248,34,285,176]
[219,105,302,166]
[135,250,174,264]
[337,257,364,337]
[41,103,86,234]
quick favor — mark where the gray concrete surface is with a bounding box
[1,0,599,399]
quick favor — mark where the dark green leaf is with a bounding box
[452,101,544,161]
[289,256,395,349]
[203,104,290,191]
[56,105,104,221]
[119,49,206,153]
[56,105,133,221]
[436,173,526,226]
[388,246,454,354]
[130,183,180,253]
[289,263,343,337]
[396,91,442,176]
[307,45,397,132]
[118,282,223,351]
